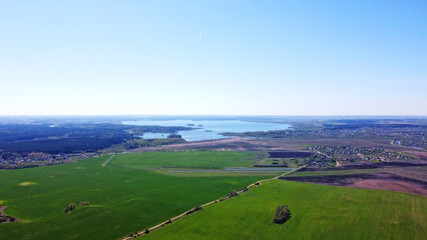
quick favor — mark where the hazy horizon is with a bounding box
[1,1,426,115]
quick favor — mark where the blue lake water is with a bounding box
[137,132,169,139]
[122,120,290,142]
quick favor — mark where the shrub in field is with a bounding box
[79,202,90,206]
[144,229,150,234]
[273,205,291,224]
[64,203,76,212]
[228,190,239,198]
[186,205,203,215]
[0,216,8,223]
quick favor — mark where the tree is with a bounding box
[228,190,239,198]
[64,203,76,212]
[273,205,291,224]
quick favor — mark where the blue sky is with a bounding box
[0,0,426,115]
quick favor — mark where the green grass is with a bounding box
[286,168,381,177]
[144,180,427,240]
[111,151,280,177]
[111,151,259,170]
[0,151,274,240]
[153,168,286,177]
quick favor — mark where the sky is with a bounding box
[0,0,426,116]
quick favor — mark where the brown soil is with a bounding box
[282,172,427,196]
[351,179,427,196]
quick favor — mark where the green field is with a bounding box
[0,151,275,240]
[144,180,427,240]
[111,151,260,170]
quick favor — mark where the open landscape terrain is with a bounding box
[1,117,426,240]
[142,180,426,240]
[0,151,276,239]
[2,1,426,239]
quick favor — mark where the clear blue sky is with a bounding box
[0,0,426,115]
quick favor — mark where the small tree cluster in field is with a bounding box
[186,205,203,215]
[64,203,76,212]
[0,216,8,223]
[228,190,239,198]
[0,211,19,223]
[273,205,291,224]
[144,229,150,234]
[79,201,90,206]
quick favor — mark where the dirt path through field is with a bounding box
[102,155,115,167]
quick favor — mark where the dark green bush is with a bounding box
[64,203,76,212]
[228,190,239,198]
[0,216,8,223]
[79,201,90,206]
[273,205,291,224]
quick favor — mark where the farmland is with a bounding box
[143,180,427,240]
[0,151,275,240]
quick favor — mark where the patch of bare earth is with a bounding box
[350,180,427,196]
[282,172,427,197]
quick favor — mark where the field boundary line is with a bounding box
[102,155,115,167]
[120,165,306,239]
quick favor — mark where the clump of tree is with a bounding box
[79,201,90,206]
[0,210,19,223]
[144,229,150,234]
[167,133,182,139]
[273,205,291,224]
[228,190,239,198]
[64,203,76,212]
[0,216,8,223]
[186,205,203,215]
[124,137,186,150]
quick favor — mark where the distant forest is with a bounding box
[0,123,190,154]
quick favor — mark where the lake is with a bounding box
[122,120,290,142]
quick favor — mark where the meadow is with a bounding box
[0,151,275,240]
[110,151,260,170]
[144,180,427,240]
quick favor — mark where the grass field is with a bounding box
[0,151,275,240]
[143,180,427,240]
[110,151,260,170]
